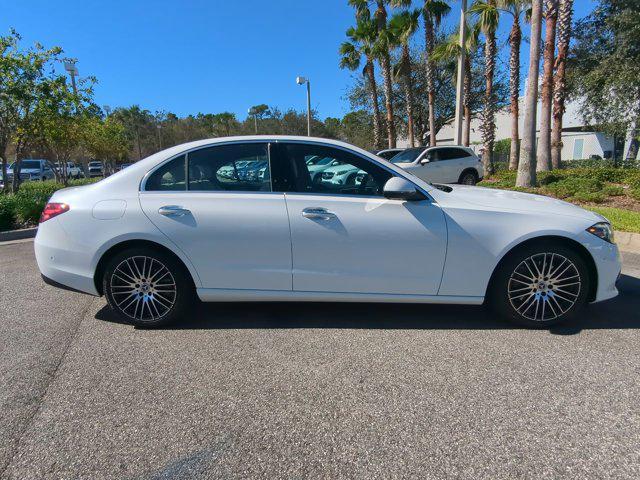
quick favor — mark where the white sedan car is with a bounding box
[35,136,620,328]
[391,146,483,185]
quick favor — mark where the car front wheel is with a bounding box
[103,248,193,327]
[489,243,590,328]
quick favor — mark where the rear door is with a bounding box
[139,142,292,291]
[274,142,447,295]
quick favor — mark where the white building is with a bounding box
[401,97,633,161]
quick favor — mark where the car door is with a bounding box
[438,147,473,183]
[274,142,447,296]
[139,142,293,291]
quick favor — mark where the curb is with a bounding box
[1,226,639,254]
[0,227,38,243]
[616,231,640,254]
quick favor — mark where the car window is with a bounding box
[145,155,186,191]
[187,143,270,192]
[279,143,392,197]
[435,148,471,160]
[21,160,41,169]
[390,148,425,164]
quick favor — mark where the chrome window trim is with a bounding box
[139,138,433,202]
[140,139,271,193]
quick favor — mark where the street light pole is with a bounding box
[297,76,311,136]
[63,60,79,96]
[453,0,467,146]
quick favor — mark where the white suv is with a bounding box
[391,146,483,185]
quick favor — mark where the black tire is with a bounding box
[458,170,478,185]
[103,247,194,327]
[488,242,590,328]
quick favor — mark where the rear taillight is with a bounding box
[39,203,70,223]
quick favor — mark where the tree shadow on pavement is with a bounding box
[95,275,640,334]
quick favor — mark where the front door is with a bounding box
[139,142,292,291]
[275,142,447,296]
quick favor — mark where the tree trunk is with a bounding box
[481,0,497,176]
[508,19,522,171]
[402,46,415,148]
[380,55,396,148]
[537,0,558,172]
[517,0,543,187]
[425,17,437,146]
[463,55,471,147]
[375,1,396,148]
[365,58,384,150]
[551,0,573,169]
[626,113,640,160]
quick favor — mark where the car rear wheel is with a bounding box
[103,248,193,327]
[489,243,590,328]
[459,170,478,185]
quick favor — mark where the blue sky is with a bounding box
[4,0,593,121]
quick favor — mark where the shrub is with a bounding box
[602,184,625,196]
[572,191,606,203]
[0,195,17,231]
[542,177,603,199]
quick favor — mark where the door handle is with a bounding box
[158,205,190,217]
[302,207,336,220]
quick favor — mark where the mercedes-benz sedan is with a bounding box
[35,136,621,328]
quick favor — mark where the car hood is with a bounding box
[323,164,359,174]
[443,185,605,222]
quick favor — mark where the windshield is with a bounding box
[19,160,42,169]
[390,148,426,164]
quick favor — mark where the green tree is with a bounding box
[83,116,130,173]
[340,15,384,149]
[568,0,640,159]
[551,0,573,168]
[422,0,451,146]
[498,0,530,170]
[470,0,500,175]
[536,0,558,172]
[389,9,421,147]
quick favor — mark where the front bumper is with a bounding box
[584,233,622,303]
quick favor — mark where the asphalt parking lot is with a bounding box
[1,240,639,480]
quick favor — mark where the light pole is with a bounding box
[63,60,79,96]
[296,76,311,136]
[248,107,258,134]
[453,0,467,146]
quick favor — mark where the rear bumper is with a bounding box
[34,221,99,296]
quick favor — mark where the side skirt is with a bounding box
[197,288,484,305]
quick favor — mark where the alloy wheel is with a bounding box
[507,252,581,322]
[109,256,177,322]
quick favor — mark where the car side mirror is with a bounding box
[383,177,426,201]
[420,155,431,165]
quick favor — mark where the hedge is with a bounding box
[0,179,97,231]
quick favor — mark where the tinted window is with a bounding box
[390,148,426,164]
[188,143,270,192]
[145,155,186,191]
[279,143,392,197]
[434,148,471,160]
[377,150,399,160]
[21,160,41,169]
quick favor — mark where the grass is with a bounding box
[479,165,640,233]
[587,207,640,233]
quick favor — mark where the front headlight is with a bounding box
[586,222,614,244]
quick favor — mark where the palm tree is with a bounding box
[551,0,573,169]
[422,0,451,146]
[536,0,558,172]
[470,0,499,175]
[373,0,397,148]
[498,0,530,170]
[431,23,479,146]
[340,18,384,149]
[389,10,421,147]
[516,0,543,187]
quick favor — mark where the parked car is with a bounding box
[119,163,134,171]
[8,159,55,182]
[35,136,620,329]
[55,161,84,179]
[88,161,103,177]
[376,148,404,160]
[391,146,483,185]
[320,162,360,187]
[306,156,343,183]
